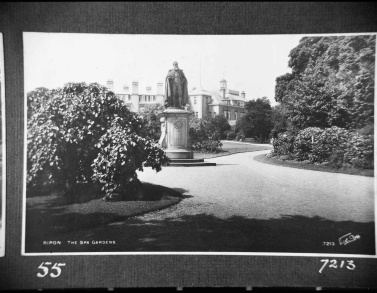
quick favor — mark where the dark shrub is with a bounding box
[227,132,236,140]
[271,127,374,169]
[272,132,295,156]
[189,116,222,153]
[27,82,167,199]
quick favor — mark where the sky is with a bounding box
[24,33,304,106]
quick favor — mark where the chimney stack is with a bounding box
[132,81,139,95]
[157,82,163,95]
[123,85,129,92]
[107,79,114,92]
[241,91,245,99]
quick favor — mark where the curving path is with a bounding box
[138,150,374,223]
[44,150,375,254]
[130,150,375,254]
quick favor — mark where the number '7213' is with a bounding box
[37,262,66,278]
[319,259,355,273]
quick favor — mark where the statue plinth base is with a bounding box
[162,108,193,159]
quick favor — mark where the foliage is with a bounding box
[235,131,245,141]
[189,116,223,153]
[272,132,296,156]
[223,130,231,138]
[272,127,373,169]
[27,87,51,120]
[271,104,290,135]
[227,131,236,140]
[205,115,231,139]
[139,103,165,142]
[236,97,273,142]
[275,35,375,130]
[27,82,167,199]
[91,118,168,199]
[191,139,223,153]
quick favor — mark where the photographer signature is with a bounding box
[339,233,360,246]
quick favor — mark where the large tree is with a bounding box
[236,97,273,142]
[275,35,375,131]
[271,103,289,136]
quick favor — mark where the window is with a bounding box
[235,112,238,120]
[148,96,151,102]
[224,110,230,120]
[128,95,131,101]
[139,96,141,102]
[213,112,216,117]
[153,96,156,101]
[195,112,198,118]
[194,97,197,104]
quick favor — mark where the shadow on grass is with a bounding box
[171,188,193,199]
[27,182,185,207]
[25,182,188,247]
[26,212,375,255]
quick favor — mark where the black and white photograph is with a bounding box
[23,32,375,257]
[0,33,5,257]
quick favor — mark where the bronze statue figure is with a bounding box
[164,61,189,108]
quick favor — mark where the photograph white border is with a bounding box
[21,31,377,258]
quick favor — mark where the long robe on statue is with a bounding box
[164,69,189,107]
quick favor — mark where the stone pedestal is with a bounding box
[161,108,193,159]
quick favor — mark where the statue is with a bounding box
[164,61,189,108]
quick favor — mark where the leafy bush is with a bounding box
[235,131,245,141]
[294,127,330,162]
[334,132,374,169]
[189,116,222,153]
[272,132,295,156]
[227,131,236,140]
[27,82,167,199]
[208,115,231,139]
[223,130,231,139]
[271,127,373,169]
[91,118,168,199]
[191,139,223,153]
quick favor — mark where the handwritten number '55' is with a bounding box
[37,262,66,278]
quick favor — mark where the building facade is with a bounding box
[108,80,164,113]
[109,79,246,126]
[189,79,246,126]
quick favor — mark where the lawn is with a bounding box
[25,182,184,253]
[194,140,272,159]
[254,154,374,177]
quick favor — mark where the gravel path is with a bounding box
[30,150,375,254]
[137,150,374,223]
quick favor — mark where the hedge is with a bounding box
[272,126,373,169]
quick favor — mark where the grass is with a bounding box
[25,182,184,251]
[194,140,272,159]
[254,153,374,177]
